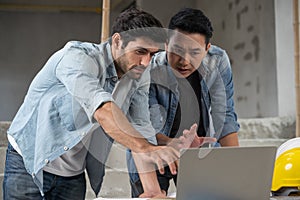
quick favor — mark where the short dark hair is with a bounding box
[112,8,166,47]
[168,8,213,45]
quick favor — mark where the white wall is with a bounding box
[275,0,296,117]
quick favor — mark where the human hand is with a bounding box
[166,137,184,150]
[139,190,167,198]
[132,145,179,175]
[180,123,216,148]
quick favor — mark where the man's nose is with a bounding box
[140,53,151,66]
[179,53,190,66]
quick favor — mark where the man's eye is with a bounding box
[136,49,147,54]
[190,51,201,56]
[173,47,184,54]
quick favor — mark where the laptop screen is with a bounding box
[176,146,276,200]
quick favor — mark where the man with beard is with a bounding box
[3,8,180,200]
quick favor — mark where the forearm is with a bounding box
[139,171,163,197]
[95,103,179,178]
[133,154,162,197]
[219,132,239,147]
[94,101,150,153]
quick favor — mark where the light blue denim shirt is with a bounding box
[7,41,156,195]
[127,45,240,183]
[148,45,240,140]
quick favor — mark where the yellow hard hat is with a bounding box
[271,147,300,196]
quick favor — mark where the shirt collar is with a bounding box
[102,42,118,80]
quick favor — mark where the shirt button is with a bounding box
[112,77,117,82]
[45,159,49,164]
[63,146,69,151]
[32,173,35,177]
[81,132,86,136]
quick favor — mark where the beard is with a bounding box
[126,65,147,79]
[116,55,146,80]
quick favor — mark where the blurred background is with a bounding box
[0,0,296,120]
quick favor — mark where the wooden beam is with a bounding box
[101,0,110,42]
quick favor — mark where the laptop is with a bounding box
[176,146,277,200]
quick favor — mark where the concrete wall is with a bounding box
[196,0,276,118]
[195,0,295,118]
[0,11,101,121]
[137,0,196,27]
[0,0,297,120]
[137,0,296,119]
[0,0,134,121]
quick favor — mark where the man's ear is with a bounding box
[206,43,211,52]
[112,33,122,50]
[165,42,168,52]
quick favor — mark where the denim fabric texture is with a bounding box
[6,41,155,195]
[3,143,86,200]
[127,46,240,194]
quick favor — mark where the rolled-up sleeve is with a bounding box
[56,47,114,122]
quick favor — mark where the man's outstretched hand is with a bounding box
[132,124,216,177]
[132,145,179,175]
[168,123,217,149]
[182,123,217,148]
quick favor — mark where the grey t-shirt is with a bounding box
[43,133,92,176]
